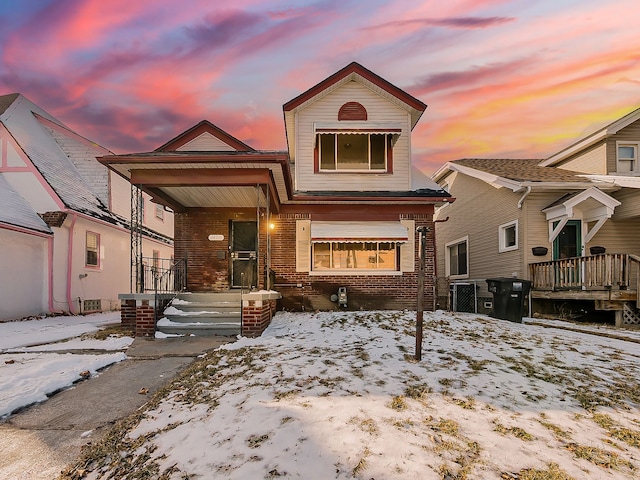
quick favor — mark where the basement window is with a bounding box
[83,299,101,312]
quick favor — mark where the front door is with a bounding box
[230,221,257,288]
[553,220,582,259]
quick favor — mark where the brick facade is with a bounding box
[119,295,172,337]
[271,212,435,311]
[242,299,277,337]
[173,208,436,312]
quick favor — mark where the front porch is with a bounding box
[529,253,640,326]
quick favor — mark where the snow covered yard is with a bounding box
[0,312,132,419]
[62,310,640,480]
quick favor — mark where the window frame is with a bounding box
[498,220,518,253]
[616,141,640,174]
[311,241,400,273]
[85,231,100,268]
[445,236,469,279]
[315,133,393,173]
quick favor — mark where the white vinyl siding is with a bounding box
[295,82,411,192]
[436,174,524,280]
[176,132,236,151]
[612,189,640,220]
[556,143,607,174]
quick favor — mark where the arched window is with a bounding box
[338,102,367,121]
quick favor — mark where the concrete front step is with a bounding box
[164,312,241,323]
[158,291,242,337]
[157,323,241,337]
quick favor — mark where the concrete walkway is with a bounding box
[0,336,231,480]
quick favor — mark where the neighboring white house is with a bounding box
[0,93,173,320]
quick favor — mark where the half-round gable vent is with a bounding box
[338,102,367,121]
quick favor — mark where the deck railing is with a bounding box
[529,253,640,292]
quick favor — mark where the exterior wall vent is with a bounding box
[338,102,367,121]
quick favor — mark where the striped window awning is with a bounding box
[314,122,402,135]
[310,222,409,243]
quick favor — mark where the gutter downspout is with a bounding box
[66,213,77,314]
[48,236,55,313]
[517,186,532,209]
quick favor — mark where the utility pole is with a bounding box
[415,226,430,361]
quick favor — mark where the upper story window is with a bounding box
[617,142,639,173]
[318,133,391,172]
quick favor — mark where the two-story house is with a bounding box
[433,107,640,326]
[0,93,173,321]
[99,62,451,335]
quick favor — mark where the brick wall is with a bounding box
[271,212,436,312]
[120,299,136,329]
[119,296,172,337]
[174,209,436,312]
[242,299,277,337]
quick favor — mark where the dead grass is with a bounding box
[86,324,134,340]
[592,413,640,448]
[565,443,636,472]
[502,462,575,480]
[493,422,535,441]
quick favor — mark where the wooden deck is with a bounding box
[529,254,640,325]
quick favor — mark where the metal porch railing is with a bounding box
[136,257,187,294]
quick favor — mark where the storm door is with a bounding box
[230,221,257,288]
[553,220,582,288]
[553,220,582,260]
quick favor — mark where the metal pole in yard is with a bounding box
[415,226,430,361]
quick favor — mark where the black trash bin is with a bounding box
[486,278,531,323]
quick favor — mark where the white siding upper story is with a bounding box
[556,143,607,175]
[294,81,412,193]
[109,170,174,238]
[176,132,236,151]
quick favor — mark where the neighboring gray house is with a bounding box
[433,107,640,326]
[0,93,173,320]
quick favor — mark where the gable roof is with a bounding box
[540,105,640,167]
[434,158,613,191]
[0,93,118,223]
[0,93,19,116]
[0,174,52,234]
[155,120,255,152]
[283,62,427,117]
[283,62,427,165]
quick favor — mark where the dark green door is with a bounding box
[553,220,582,260]
[230,221,257,288]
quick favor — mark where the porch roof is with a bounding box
[98,151,292,213]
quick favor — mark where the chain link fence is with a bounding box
[434,277,493,314]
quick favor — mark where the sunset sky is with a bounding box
[1,0,639,174]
